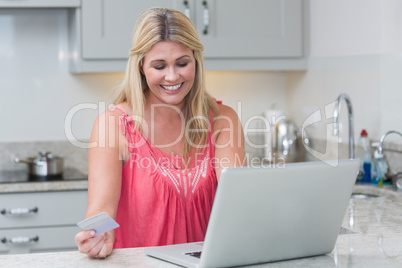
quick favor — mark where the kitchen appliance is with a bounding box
[0,168,86,183]
[274,120,309,163]
[14,151,64,178]
[1,151,86,183]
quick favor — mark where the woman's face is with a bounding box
[142,41,196,108]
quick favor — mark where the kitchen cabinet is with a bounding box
[0,190,87,254]
[0,0,80,8]
[81,0,176,60]
[195,0,303,59]
[69,0,308,73]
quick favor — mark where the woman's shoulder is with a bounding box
[110,102,133,116]
[213,103,241,130]
[91,102,132,129]
[215,103,239,120]
[97,102,132,118]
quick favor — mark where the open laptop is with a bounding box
[145,159,360,268]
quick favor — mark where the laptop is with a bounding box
[145,159,360,268]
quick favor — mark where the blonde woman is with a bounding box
[75,7,245,258]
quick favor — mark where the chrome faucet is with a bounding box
[333,94,355,159]
[378,130,402,155]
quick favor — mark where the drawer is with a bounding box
[0,191,87,229]
[0,226,78,255]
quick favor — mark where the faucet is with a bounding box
[377,130,402,155]
[333,94,355,159]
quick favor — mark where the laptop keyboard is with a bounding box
[185,251,202,258]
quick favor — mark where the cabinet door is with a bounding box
[196,0,303,58]
[81,0,177,60]
[0,226,79,255]
[0,191,87,229]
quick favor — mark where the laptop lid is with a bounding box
[146,159,360,268]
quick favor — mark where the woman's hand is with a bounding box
[75,107,123,258]
[75,230,114,258]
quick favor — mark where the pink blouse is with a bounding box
[113,107,218,248]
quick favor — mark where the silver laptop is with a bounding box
[145,159,360,268]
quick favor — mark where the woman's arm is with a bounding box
[75,109,125,258]
[213,104,246,181]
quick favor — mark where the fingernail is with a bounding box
[90,231,96,236]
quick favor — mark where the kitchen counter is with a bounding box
[0,168,88,193]
[1,184,402,267]
[0,179,88,193]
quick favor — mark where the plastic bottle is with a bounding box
[372,149,389,187]
[357,129,372,183]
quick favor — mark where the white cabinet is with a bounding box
[193,0,303,59]
[0,0,80,8]
[0,191,87,254]
[81,0,176,60]
[69,0,307,72]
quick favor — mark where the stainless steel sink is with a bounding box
[351,192,379,199]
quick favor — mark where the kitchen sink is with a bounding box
[350,192,379,199]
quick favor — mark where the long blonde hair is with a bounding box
[113,7,218,159]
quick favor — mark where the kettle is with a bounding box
[274,120,308,163]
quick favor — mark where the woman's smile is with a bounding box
[160,82,184,93]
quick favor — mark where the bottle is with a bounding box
[373,149,389,187]
[357,129,372,183]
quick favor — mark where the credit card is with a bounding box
[77,212,119,237]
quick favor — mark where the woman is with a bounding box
[75,7,245,258]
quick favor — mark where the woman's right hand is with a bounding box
[75,230,114,258]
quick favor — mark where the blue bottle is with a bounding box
[373,149,389,187]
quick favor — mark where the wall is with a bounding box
[285,0,402,171]
[0,9,123,143]
[286,0,402,144]
[0,8,285,166]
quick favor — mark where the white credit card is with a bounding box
[77,212,119,237]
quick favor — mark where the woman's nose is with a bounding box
[165,67,179,82]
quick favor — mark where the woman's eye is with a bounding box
[154,65,165,70]
[177,62,188,67]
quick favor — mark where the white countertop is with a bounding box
[0,179,88,193]
[1,184,402,267]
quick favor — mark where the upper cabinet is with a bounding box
[192,0,303,59]
[69,0,308,73]
[81,0,176,60]
[0,0,80,8]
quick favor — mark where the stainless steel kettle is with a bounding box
[274,120,309,163]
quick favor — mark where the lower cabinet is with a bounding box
[0,226,79,254]
[0,190,87,255]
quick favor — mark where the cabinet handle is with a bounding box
[1,236,39,244]
[202,1,209,35]
[183,0,191,19]
[0,207,38,215]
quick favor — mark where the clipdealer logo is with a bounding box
[301,101,340,167]
[64,100,341,167]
